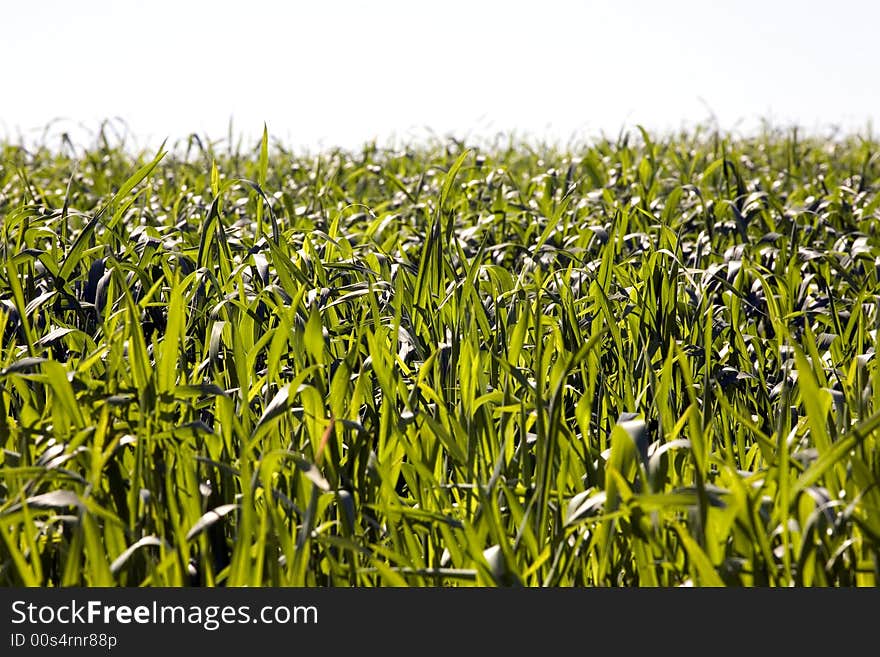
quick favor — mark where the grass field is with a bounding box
[1,124,879,586]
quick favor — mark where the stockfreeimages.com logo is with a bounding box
[11,600,318,632]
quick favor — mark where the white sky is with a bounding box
[2,0,877,151]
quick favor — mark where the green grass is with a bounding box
[1,123,879,586]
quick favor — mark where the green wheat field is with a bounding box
[1,124,878,586]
